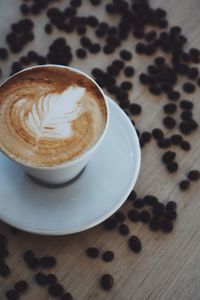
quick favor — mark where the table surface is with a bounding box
[0,0,200,299]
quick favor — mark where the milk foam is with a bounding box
[18,86,86,139]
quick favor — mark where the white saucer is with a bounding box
[0,97,141,235]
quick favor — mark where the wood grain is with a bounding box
[0,0,200,299]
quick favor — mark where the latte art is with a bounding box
[24,86,85,139]
[0,66,107,167]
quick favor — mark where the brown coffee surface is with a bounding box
[0,66,107,167]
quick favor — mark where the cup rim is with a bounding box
[0,64,110,170]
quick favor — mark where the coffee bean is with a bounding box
[86,247,99,258]
[103,217,117,230]
[102,251,114,262]
[90,0,101,5]
[182,82,196,93]
[71,0,82,7]
[167,162,178,173]
[179,180,190,191]
[163,116,176,129]
[149,85,162,96]
[103,45,115,54]
[153,203,165,216]
[87,16,98,27]
[180,140,191,151]
[20,4,30,15]
[133,198,145,209]
[163,103,177,114]
[127,209,139,222]
[187,170,199,181]
[152,128,164,140]
[76,48,87,58]
[162,151,176,164]
[114,211,125,223]
[40,256,56,268]
[154,56,165,66]
[180,100,193,110]
[157,138,172,149]
[0,47,8,60]
[167,90,180,101]
[49,283,64,297]
[179,122,192,135]
[15,281,28,293]
[100,274,114,290]
[123,66,134,78]
[149,217,161,231]
[144,195,158,206]
[46,274,57,285]
[6,290,19,300]
[161,219,173,233]
[45,23,52,34]
[166,201,177,211]
[120,81,133,91]
[0,263,10,277]
[61,293,73,300]
[128,236,142,253]
[171,134,183,145]
[129,103,142,115]
[139,210,151,223]
[118,224,129,236]
[28,257,40,270]
[165,210,177,221]
[35,272,47,286]
[140,132,151,143]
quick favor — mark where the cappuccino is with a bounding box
[0,66,107,167]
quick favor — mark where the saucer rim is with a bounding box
[0,97,141,235]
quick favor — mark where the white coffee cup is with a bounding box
[0,65,109,185]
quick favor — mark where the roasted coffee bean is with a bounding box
[180,100,193,110]
[163,116,176,129]
[127,209,139,222]
[139,210,151,223]
[163,103,177,114]
[40,256,56,268]
[133,198,145,209]
[124,66,135,77]
[102,251,114,262]
[35,272,47,286]
[128,190,137,201]
[120,81,133,91]
[187,170,200,181]
[49,283,64,297]
[0,47,8,60]
[28,257,40,270]
[90,0,101,5]
[114,211,125,223]
[45,23,52,34]
[179,122,192,135]
[152,128,164,140]
[15,281,28,293]
[118,224,129,236]
[161,219,173,233]
[23,250,35,262]
[149,217,161,231]
[86,247,99,258]
[167,91,180,101]
[46,274,57,285]
[0,264,10,277]
[165,210,177,221]
[179,180,190,191]
[167,162,178,173]
[129,103,142,115]
[180,140,191,151]
[144,195,158,206]
[76,48,87,58]
[128,236,142,253]
[162,151,176,164]
[100,274,114,290]
[149,85,162,96]
[6,290,19,300]
[154,56,165,66]
[182,82,196,93]
[157,138,172,149]
[171,134,183,145]
[153,203,165,216]
[103,217,117,230]
[166,201,177,211]
[61,293,73,300]
[140,132,151,143]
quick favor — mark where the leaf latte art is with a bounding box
[0,67,107,167]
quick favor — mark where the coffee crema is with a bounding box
[0,66,107,167]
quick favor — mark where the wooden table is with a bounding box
[0,0,200,299]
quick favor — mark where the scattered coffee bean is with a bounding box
[14,281,28,293]
[167,162,178,173]
[180,100,193,110]
[86,247,99,258]
[40,256,56,268]
[0,47,8,60]
[100,274,114,290]
[76,48,87,58]
[163,116,176,129]
[167,91,180,101]
[139,210,151,223]
[152,128,164,140]
[149,217,161,231]
[6,290,19,300]
[127,209,139,222]
[114,211,126,223]
[163,103,177,114]
[182,82,196,93]
[133,198,145,209]
[28,257,40,270]
[45,23,53,34]
[49,283,64,297]
[171,134,183,145]
[161,219,173,233]
[166,201,177,211]
[187,170,200,181]
[144,195,158,206]
[162,151,176,164]
[129,103,142,115]
[0,263,10,277]
[179,180,190,191]
[165,210,177,221]
[153,203,165,216]
[180,140,191,151]
[46,274,57,285]
[118,224,129,236]
[140,132,152,143]
[120,50,132,61]
[102,251,114,262]
[157,138,172,149]
[35,272,47,286]
[103,217,117,230]
[128,236,142,253]
[61,293,73,300]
